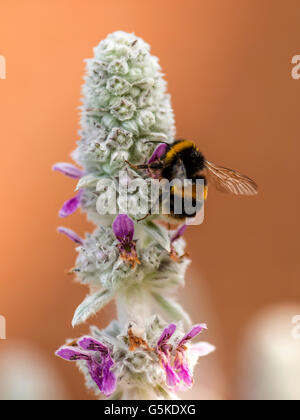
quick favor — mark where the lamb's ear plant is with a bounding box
[54,31,215,400]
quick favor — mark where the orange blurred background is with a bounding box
[0,0,300,399]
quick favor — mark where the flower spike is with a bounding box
[54,31,215,400]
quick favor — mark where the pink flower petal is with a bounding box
[173,350,194,387]
[56,337,117,397]
[177,362,193,387]
[101,364,117,396]
[55,346,90,362]
[88,358,116,397]
[190,342,216,357]
[112,214,135,242]
[157,323,177,348]
[148,143,168,164]
[78,336,109,353]
[165,363,180,388]
[178,323,207,347]
[59,193,81,218]
[52,162,83,179]
[171,224,187,243]
[57,227,83,245]
[160,352,180,388]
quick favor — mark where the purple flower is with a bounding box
[112,215,140,268]
[53,162,84,218]
[174,324,207,387]
[52,162,83,179]
[113,214,134,242]
[156,324,180,388]
[178,324,207,346]
[147,143,168,165]
[56,336,116,397]
[57,227,84,245]
[59,189,83,218]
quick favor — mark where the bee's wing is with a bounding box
[204,161,258,196]
[171,158,187,181]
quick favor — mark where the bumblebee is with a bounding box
[127,139,258,222]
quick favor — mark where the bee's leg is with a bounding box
[149,162,164,170]
[125,160,149,171]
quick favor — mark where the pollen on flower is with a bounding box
[169,248,188,263]
[117,241,141,269]
[128,326,154,352]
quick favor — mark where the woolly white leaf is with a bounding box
[151,292,191,328]
[144,221,171,252]
[76,174,100,191]
[72,289,114,327]
[147,132,169,142]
